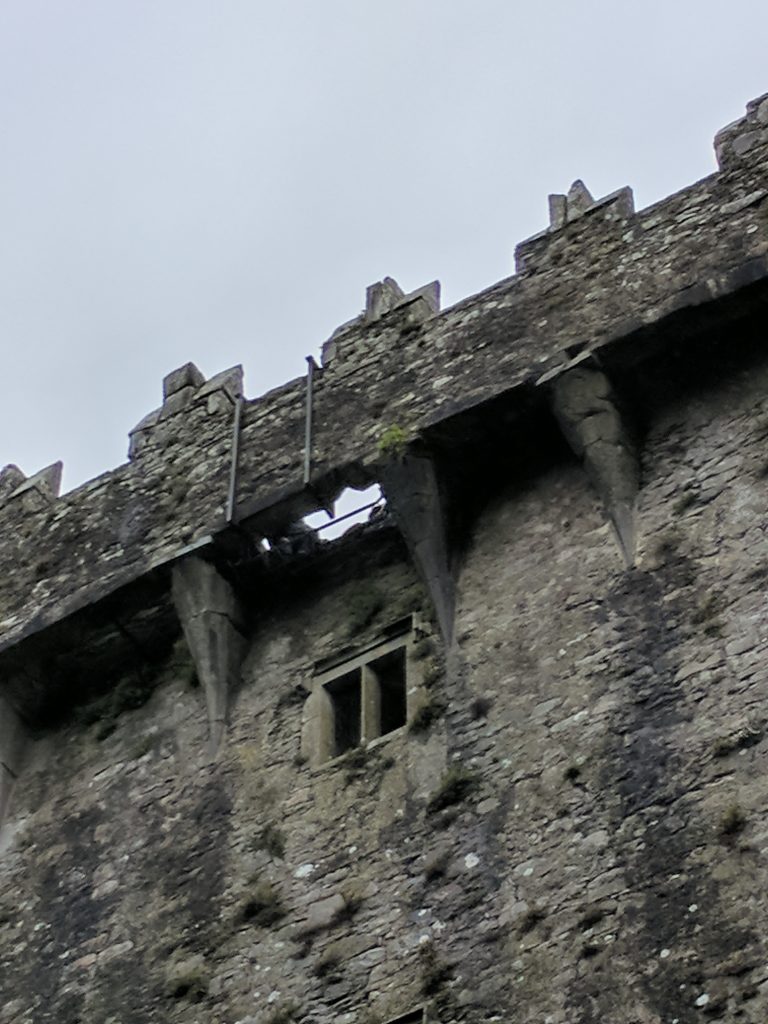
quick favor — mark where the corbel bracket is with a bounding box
[171,556,246,754]
[551,366,639,567]
[379,452,455,645]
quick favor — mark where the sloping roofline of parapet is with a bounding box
[1,91,768,658]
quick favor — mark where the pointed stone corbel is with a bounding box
[551,366,639,567]
[171,556,246,754]
[0,695,27,830]
[379,452,455,645]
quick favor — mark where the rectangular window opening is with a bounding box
[313,621,416,766]
[370,646,407,737]
[326,669,362,756]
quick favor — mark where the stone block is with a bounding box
[363,277,440,324]
[714,92,768,168]
[305,892,346,931]
[160,385,196,419]
[198,365,243,402]
[162,362,205,400]
[733,131,761,157]
[9,461,62,503]
[548,193,567,229]
[0,465,26,503]
[566,179,594,219]
[365,277,405,321]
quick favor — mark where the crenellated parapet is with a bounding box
[320,275,440,367]
[0,92,767,662]
[129,361,243,458]
[0,461,62,513]
[514,179,636,278]
[715,92,768,171]
[364,276,440,324]
[0,465,27,502]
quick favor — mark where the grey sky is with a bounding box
[2,1,767,491]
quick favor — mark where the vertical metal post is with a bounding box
[304,356,317,485]
[225,395,244,524]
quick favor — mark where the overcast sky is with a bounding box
[2,1,767,492]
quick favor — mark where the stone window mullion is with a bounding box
[360,663,382,744]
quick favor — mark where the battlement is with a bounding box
[1,94,767,662]
[714,91,768,169]
[128,362,243,459]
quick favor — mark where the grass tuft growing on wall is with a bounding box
[408,699,445,735]
[238,880,286,927]
[419,940,452,996]
[264,1002,301,1024]
[313,945,342,980]
[426,765,479,815]
[164,956,209,1003]
[253,823,286,859]
[718,803,747,840]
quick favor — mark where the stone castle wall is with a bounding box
[2,92,768,1023]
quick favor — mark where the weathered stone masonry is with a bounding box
[2,93,768,1023]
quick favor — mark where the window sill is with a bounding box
[310,724,408,774]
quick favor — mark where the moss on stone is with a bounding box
[377,424,409,460]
